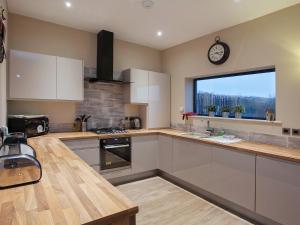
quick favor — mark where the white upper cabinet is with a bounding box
[148,71,170,128]
[123,68,149,104]
[9,50,84,101]
[123,68,171,128]
[57,57,83,101]
[9,49,57,100]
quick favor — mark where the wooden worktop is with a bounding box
[0,136,138,225]
[47,128,300,163]
[1,129,300,225]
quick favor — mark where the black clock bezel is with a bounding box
[208,40,230,65]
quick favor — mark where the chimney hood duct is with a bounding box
[89,30,127,83]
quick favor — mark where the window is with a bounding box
[193,69,276,120]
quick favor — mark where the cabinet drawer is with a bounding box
[63,139,99,150]
[73,148,100,166]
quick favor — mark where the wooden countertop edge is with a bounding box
[159,132,300,164]
[82,207,138,225]
[45,129,300,164]
[24,137,139,225]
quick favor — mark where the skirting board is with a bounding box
[108,169,280,225]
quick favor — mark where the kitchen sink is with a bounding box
[180,132,210,138]
[180,132,242,144]
[202,135,242,144]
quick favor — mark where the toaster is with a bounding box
[0,142,42,189]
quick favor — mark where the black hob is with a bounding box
[89,127,128,134]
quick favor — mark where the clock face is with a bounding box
[209,44,224,62]
[208,42,230,65]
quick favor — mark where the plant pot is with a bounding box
[235,112,242,119]
[208,111,215,117]
[222,112,229,118]
[81,122,87,132]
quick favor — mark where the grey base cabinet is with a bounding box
[172,138,255,211]
[63,139,100,170]
[256,156,300,225]
[132,135,158,173]
[173,138,212,191]
[158,135,173,173]
[210,146,255,211]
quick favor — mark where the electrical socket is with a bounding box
[282,128,291,135]
[292,129,300,136]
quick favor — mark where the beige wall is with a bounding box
[7,13,161,123]
[162,4,300,135]
[0,0,7,126]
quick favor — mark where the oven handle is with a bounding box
[103,144,130,149]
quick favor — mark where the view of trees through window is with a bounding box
[194,69,276,119]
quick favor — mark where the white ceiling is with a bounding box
[7,0,300,50]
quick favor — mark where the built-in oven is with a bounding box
[100,137,131,171]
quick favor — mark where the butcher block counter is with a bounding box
[1,129,300,225]
[47,128,300,163]
[0,136,138,225]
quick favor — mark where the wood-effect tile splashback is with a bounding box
[76,81,125,129]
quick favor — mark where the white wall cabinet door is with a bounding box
[256,156,300,225]
[158,135,173,173]
[124,68,149,104]
[132,135,158,173]
[57,57,83,101]
[148,71,170,128]
[210,146,255,211]
[172,138,212,190]
[9,50,57,100]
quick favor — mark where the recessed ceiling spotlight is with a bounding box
[156,31,163,37]
[143,0,154,9]
[234,0,241,3]
[65,1,72,8]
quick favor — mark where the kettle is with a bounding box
[129,117,142,129]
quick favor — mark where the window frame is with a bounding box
[193,68,276,120]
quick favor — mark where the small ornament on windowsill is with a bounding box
[0,6,6,63]
[266,108,275,121]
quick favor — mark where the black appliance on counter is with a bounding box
[100,136,131,172]
[8,115,49,138]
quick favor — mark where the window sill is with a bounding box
[189,115,282,126]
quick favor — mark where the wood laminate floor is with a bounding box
[117,177,253,225]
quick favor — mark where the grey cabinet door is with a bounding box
[158,135,173,173]
[172,138,255,211]
[63,139,99,166]
[132,135,158,173]
[63,139,99,150]
[256,156,300,225]
[210,146,255,211]
[173,138,212,190]
[73,148,100,166]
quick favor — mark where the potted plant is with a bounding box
[208,105,216,117]
[221,106,230,118]
[234,105,244,119]
[266,108,275,121]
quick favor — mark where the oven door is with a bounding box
[100,143,131,171]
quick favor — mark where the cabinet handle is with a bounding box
[103,144,130,149]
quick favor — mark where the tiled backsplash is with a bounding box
[76,81,125,130]
[171,122,300,149]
